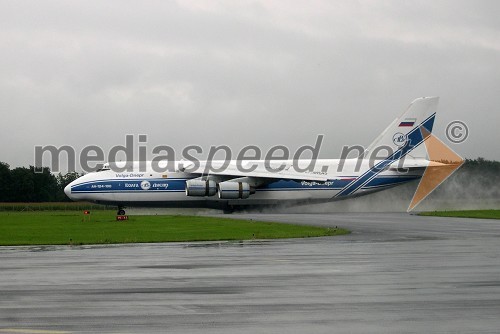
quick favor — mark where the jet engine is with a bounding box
[185,179,217,197]
[217,181,251,199]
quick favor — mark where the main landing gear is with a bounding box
[222,206,235,214]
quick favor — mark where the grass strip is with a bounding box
[419,209,500,220]
[0,202,113,211]
[0,211,349,246]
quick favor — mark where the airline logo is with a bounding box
[399,118,416,127]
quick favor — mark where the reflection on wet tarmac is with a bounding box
[1,213,500,333]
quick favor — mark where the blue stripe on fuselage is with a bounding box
[71,175,421,195]
[71,178,187,193]
[257,175,419,192]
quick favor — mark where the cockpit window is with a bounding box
[97,164,110,172]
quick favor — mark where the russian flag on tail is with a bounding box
[399,118,416,127]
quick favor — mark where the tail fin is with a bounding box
[365,97,439,158]
[334,97,439,199]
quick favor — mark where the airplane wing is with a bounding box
[180,160,330,182]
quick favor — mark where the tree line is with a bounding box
[433,157,500,199]
[0,158,498,202]
[0,162,81,202]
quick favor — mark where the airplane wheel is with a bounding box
[117,209,126,215]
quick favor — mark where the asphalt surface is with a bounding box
[1,213,500,333]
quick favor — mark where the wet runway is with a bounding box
[1,213,500,333]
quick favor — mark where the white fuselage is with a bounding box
[64,97,439,211]
[65,159,423,210]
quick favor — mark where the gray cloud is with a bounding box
[0,0,499,170]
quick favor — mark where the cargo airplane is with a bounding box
[65,97,441,214]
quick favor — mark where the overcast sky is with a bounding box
[1,0,499,171]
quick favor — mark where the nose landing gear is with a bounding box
[117,207,126,216]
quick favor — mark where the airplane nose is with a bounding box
[64,184,72,198]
